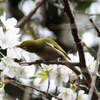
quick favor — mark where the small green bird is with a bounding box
[16,38,70,61]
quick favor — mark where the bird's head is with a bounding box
[16,40,42,53]
[16,41,28,51]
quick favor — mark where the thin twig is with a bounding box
[11,80,62,100]
[83,43,97,55]
[16,0,46,28]
[44,65,51,93]
[47,75,50,93]
[90,18,100,37]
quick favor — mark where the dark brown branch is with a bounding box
[63,0,86,69]
[19,60,81,75]
[16,0,46,28]
[62,0,91,85]
[90,18,100,37]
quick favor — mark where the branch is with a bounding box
[11,80,61,100]
[62,0,91,85]
[90,18,100,37]
[16,0,46,28]
[19,60,81,75]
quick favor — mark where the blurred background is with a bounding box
[0,0,100,100]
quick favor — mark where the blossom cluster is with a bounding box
[37,52,97,100]
[0,13,29,80]
[52,87,88,100]
[0,12,36,100]
[39,63,88,100]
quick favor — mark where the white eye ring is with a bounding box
[23,46,27,50]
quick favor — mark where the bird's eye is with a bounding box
[23,46,27,50]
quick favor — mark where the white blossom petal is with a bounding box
[7,47,21,60]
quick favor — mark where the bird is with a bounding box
[16,38,70,61]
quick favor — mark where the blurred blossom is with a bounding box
[84,52,94,66]
[69,73,77,82]
[52,87,88,100]
[0,56,20,80]
[21,0,43,21]
[71,84,77,91]
[41,64,54,71]
[0,87,4,94]
[0,12,18,28]
[49,65,72,86]
[82,31,98,47]
[86,2,100,19]
[0,56,20,70]
[41,64,77,87]
[58,87,75,100]
[75,90,88,100]
[0,94,4,100]
[22,51,40,61]
[52,97,57,100]
[0,27,20,49]
[1,67,18,80]
[16,66,29,79]
[0,12,20,49]
[38,26,56,39]
[0,54,35,80]
[88,60,96,72]
[69,52,94,67]
[21,34,33,41]
[68,53,79,62]
[7,47,21,60]
[21,52,36,77]
[30,24,56,39]
[88,60,100,77]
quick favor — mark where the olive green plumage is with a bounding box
[17,38,70,61]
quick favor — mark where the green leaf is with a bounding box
[37,72,48,76]
[38,76,48,84]
[37,69,52,84]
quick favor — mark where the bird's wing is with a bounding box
[45,41,54,48]
[45,41,71,60]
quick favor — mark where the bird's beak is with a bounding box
[15,45,21,48]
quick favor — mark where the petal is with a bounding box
[81,94,88,100]
[7,48,21,60]
[6,68,16,78]
[54,77,63,86]
[58,87,67,93]
[7,27,20,35]
[0,62,6,70]
[49,72,57,80]
[0,12,6,24]
[78,90,84,95]
[5,18,17,27]
[61,74,69,82]
[0,27,4,39]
